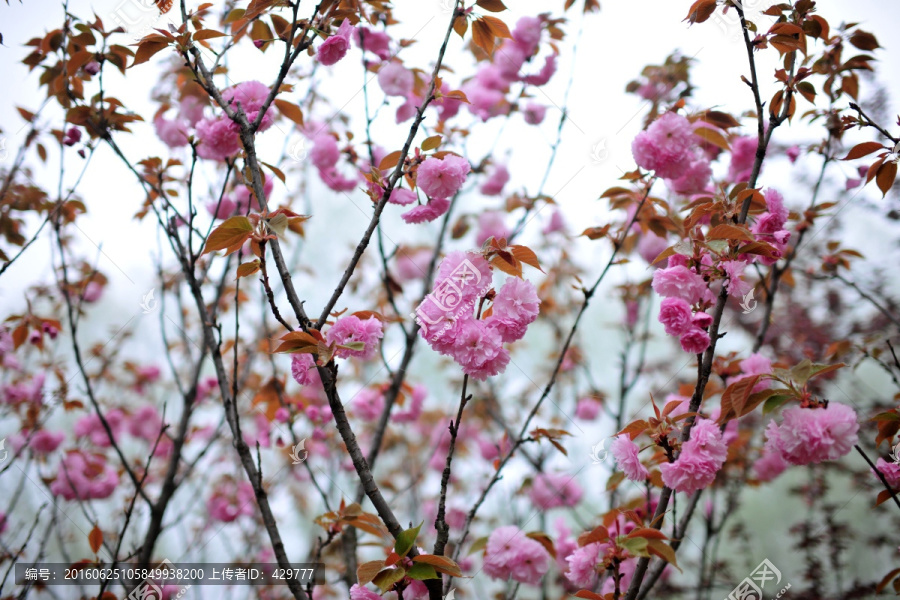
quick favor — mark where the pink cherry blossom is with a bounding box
[480,163,510,196]
[349,584,381,600]
[637,232,669,265]
[523,102,547,125]
[388,187,417,205]
[665,151,711,195]
[154,115,189,148]
[317,19,354,66]
[487,276,540,343]
[452,319,509,381]
[74,409,125,447]
[766,403,859,465]
[475,211,510,246]
[679,327,711,354]
[325,315,384,360]
[875,458,900,488]
[522,54,557,86]
[50,452,119,501]
[483,525,550,585]
[575,397,601,420]
[128,405,164,441]
[207,480,255,522]
[511,16,543,55]
[393,383,426,423]
[631,112,695,178]
[195,116,242,161]
[309,133,340,171]
[353,387,384,421]
[651,265,708,304]
[401,197,450,224]
[565,542,602,588]
[222,80,274,131]
[354,27,391,61]
[291,353,318,387]
[11,429,64,454]
[612,434,650,481]
[658,297,694,337]
[416,155,470,199]
[728,135,758,182]
[377,61,414,97]
[529,472,583,509]
[660,418,727,493]
[721,260,751,297]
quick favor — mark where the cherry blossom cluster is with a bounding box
[755,402,860,481]
[155,81,275,161]
[415,251,540,381]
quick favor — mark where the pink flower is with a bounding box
[652,265,708,304]
[611,434,649,481]
[575,397,601,420]
[721,260,751,297]
[222,80,274,131]
[529,472,583,509]
[50,452,119,501]
[680,327,711,354]
[523,102,546,125]
[522,54,557,86]
[416,155,470,199]
[637,232,669,265]
[486,277,540,343]
[631,112,695,178]
[728,136,758,182]
[452,319,509,381]
[786,145,801,163]
[766,403,859,465]
[378,61,414,97]
[207,480,255,522]
[317,19,354,66]
[476,211,510,246]
[658,297,694,337]
[755,435,788,482]
[353,388,384,421]
[484,525,550,585]
[290,353,318,387]
[196,116,242,161]
[875,458,900,488]
[660,418,727,493]
[389,187,417,206]
[349,584,382,600]
[393,383,426,423]
[692,311,712,328]
[354,27,391,61]
[154,115,189,148]
[179,95,205,125]
[665,152,711,195]
[128,405,163,441]
[565,542,602,588]
[463,81,509,121]
[12,429,65,454]
[542,209,567,235]
[401,197,450,224]
[402,580,429,600]
[309,133,340,170]
[511,16,543,55]
[480,163,510,196]
[394,247,431,281]
[325,315,384,360]
[74,409,125,447]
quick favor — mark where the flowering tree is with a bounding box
[1,0,899,599]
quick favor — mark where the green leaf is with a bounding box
[467,536,488,556]
[372,566,406,592]
[762,394,793,415]
[395,522,423,558]
[407,563,440,581]
[619,536,650,558]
